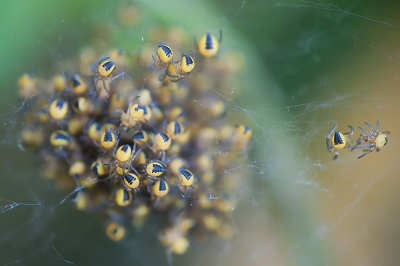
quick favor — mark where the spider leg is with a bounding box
[364,122,377,135]
[358,126,374,140]
[130,146,142,163]
[102,79,110,93]
[110,109,124,118]
[159,40,169,46]
[190,49,195,61]
[376,121,379,132]
[218,28,223,43]
[112,72,125,81]
[152,133,162,151]
[352,143,375,149]
[381,131,390,134]
[130,166,140,177]
[149,64,163,71]
[170,76,184,82]
[98,56,110,64]
[343,125,354,136]
[357,146,375,159]
[91,62,98,73]
[326,124,337,151]
[326,136,333,151]
[153,197,160,207]
[94,76,101,88]
[162,119,173,136]
[333,150,339,160]
[327,124,338,137]
[171,59,181,76]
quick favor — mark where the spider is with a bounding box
[92,56,125,93]
[163,50,195,82]
[111,143,142,173]
[326,124,355,159]
[149,41,174,71]
[111,98,148,129]
[352,121,390,159]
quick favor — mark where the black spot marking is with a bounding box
[183,54,193,65]
[113,228,118,234]
[152,164,165,173]
[205,33,213,50]
[173,120,181,135]
[121,144,130,152]
[385,137,388,146]
[102,61,115,71]
[74,100,80,110]
[104,130,113,142]
[39,108,48,114]
[92,163,99,175]
[159,180,167,191]
[159,45,172,57]
[123,190,130,201]
[159,132,169,143]
[243,125,250,134]
[333,131,344,145]
[141,105,148,115]
[132,131,144,141]
[180,169,192,180]
[71,75,80,87]
[55,133,69,141]
[56,100,64,109]
[96,123,101,131]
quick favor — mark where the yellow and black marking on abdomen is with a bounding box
[124,174,136,184]
[205,33,213,50]
[183,54,194,66]
[123,190,131,201]
[152,164,165,174]
[333,131,344,145]
[159,132,170,143]
[180,169,192,181]
[131,131,145,141]
[159,45,172,57]
[159,179,167,191]
[102,61,115,71]
[104,130,113,142]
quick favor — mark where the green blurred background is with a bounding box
[1,0,400,265]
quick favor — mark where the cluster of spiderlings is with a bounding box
[18,28,252,256]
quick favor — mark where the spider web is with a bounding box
[1,0,400,265]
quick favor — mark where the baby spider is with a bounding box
[147,176,170,206]
[326,124,355,159]
[352,121,390,159]
[149,41,174,71]
[111,98,148,129]
[148,132,171,161]
[111,143,142,174]
[175,168,195,195]
[92,56,125,93]
[164,50,195,82]
[194,29,223,58]
[143,159,167,180]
